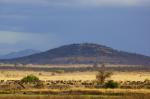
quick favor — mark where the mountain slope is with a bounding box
[0,49,41,59]
[0,43,150,65]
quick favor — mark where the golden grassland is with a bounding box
[0,70,150,81]
[0,95,121,99]
[21,88,150,94]
[0,95,148,99]
[0,88,150,99]
[0,64,150,99]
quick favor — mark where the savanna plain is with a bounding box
[0,64,150,99]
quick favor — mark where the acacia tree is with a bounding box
[93,63,99,68]
[21,75,39,84]
[96,64,113,84]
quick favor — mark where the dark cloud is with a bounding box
[0,0,150,55]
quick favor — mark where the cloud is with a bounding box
[0,31,62,54]
[0,15,28,19]
[0,31,58,44]
[0,31,24,44]
[0,0,150,7]
[83,0,150,6]
[0,0,46,4]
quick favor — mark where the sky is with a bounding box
[0,0,150,56]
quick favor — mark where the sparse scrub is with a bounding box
[35,81,45,88]
[21,75,39,83]
[55,70,65,74]
[38,72,42,76]
[0,95,135,99]
[0,89,150,99]
[51,72,56,76]
[105,80,119,88]
[93,63,99,69]
[0,69,150,99]
[96,64,113,84]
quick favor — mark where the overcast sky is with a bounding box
[0,0,150,56]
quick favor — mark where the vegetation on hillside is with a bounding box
[1,43,150,65]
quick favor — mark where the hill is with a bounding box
[0,43,150,65]
[0,49,40,59]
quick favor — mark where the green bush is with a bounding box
[105,80,119,88]
[21,75,39,83]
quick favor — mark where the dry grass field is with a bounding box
[0,64,150,99]
[0,70,150,81]
[0,88,150,99]
[0,94,149,99]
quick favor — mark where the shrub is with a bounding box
[21,75,39,83]
[96,64,113,84]
[93,63,99,68]
[51,72,56,76]
[38,72,42,76]
[105,80,119,88]
[55,70,65,74]
[35,81,45,88]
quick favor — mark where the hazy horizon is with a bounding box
[0,0,150,56]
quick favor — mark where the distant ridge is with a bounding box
[0,49,41,59]
[0,43,150,65]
